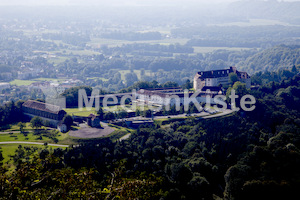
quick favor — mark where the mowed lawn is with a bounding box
[64,107,97,117]
[33,78,66,82]
[9,79,37,86]
[119,69,153,81]
[0,143,67,173]
[0,144,66,163]
[0,123,70,144]
[0,131,69,143]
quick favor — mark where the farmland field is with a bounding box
[64,107,97,117]
[9,79,37,86]
[193,46,253,54]
[119,69,153,80]
[88,37,189,48]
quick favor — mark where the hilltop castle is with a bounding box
[194,67,251,91]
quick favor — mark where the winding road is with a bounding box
[118,109,236,141]
[0,141,68,147]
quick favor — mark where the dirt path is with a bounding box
[119,133,131,141]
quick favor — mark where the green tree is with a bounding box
[30,116,43,130]
[226,81,248,108]
[0,147,4,165]
[143,109,152,118]
[117,110,128,119]
[291,65,297,73]
[62,115,73,128]
[229,73,239,85]
[162,81,178,88]
[18,122,25,133]
[103,112,115,120]
[136,109,141,116]
[182,79,193,90]
[97,107,104,120]
[233,81,248,96]
[125,72,138,87]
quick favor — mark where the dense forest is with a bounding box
[1,68,299,199]
[237,45,300,74]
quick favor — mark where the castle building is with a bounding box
[87,114,101,128]
[22,100,66,127]
[137,87,221,107]
[193,67,251,91]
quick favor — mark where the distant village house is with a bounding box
[87,114,101,128]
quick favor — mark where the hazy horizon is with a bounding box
[0,0,299,6]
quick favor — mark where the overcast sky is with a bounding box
[0,0,299,6]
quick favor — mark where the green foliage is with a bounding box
[61,85,93,108]
[0,101,24,129]
[0,147,4,165]
[30,116,43,129]
[62,115,73,128]
[97,107,104,120]
[116,110,128,119]
[229,73,238,85]
[226,81,248,107]
[181,79,193,90]
[239,45,300,74]
[17,122,25,133]
[124,72,138,87]
[103,112,115,120]
[142,109,152,118]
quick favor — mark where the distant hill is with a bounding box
[237,45,300,74]
[226,1,300,25]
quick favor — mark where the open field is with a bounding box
[48,56,69,65]
[9,79,37,86]
[0,143,67,163]
[9,77,67,86]
[87,77,109,81]
[64,107,97,117]
[0,143,67,173]
[88,37,189,48]
[1,123,50,133]
[51,49,100,56]
[33,77,66,82]
[0,123,71,145]
[210,18,294,27]
[0,130,68,143]
[119,69,153,80]
[193,47,253,54]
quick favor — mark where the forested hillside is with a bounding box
[1,69,299,199]
[238,45,300,74]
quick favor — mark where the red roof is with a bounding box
[22,100,65,115]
